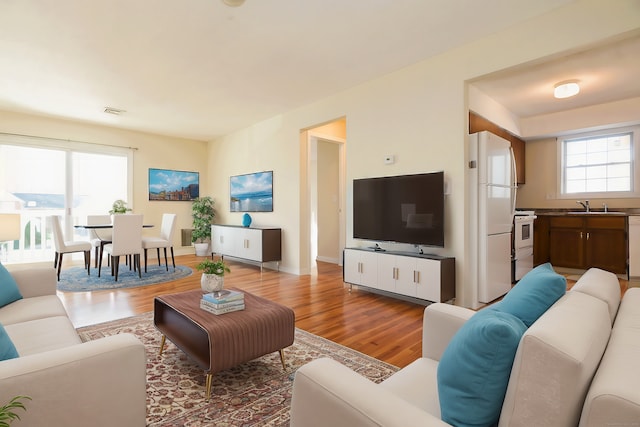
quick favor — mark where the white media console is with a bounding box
[343,247,455,303]
[211,224,282,271]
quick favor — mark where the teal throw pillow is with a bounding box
[499,262,566,327]
[0,262,22,308]
[0,323,19,361]
[438,308,526,427]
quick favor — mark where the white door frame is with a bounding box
[306,131,346,272]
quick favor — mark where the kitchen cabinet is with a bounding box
[546,215,627,274]
[343,248,455,303]
[533,215,550,266]
[211,225,281,270]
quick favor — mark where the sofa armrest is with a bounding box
[9,267,57,298]
[290,358,451,427]
[0,334,146,427]
[422,303,475,361]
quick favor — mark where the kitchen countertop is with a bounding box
[522,208,640,216]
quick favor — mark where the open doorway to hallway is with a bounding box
[303,118,346,275]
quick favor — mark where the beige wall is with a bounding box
[209,0,640,307]
[317,140,340,263]
[517,136,640,210]
[0,110,207,256]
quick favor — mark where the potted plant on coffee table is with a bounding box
[191,196,216,256]
[0,395,31,427]
[196,258,230,294]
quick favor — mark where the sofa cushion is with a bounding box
[0,262,22,308]
[570,267,621,324]
[0,295,68,326]
[5,316,81,356]
[0,322,19,360]
[381,357,441,418]
[498,262,566,327]
[437,308,527,427]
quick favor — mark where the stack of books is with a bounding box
[200,289,245,315]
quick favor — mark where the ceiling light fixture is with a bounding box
[222,0,245,6]
[554,80,580,99]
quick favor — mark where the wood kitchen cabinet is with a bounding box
[547,215,627,274]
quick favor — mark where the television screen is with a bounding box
[353,171,444,247]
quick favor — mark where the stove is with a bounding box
[513,211,536,282]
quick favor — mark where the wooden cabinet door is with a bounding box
[549,217,585,269]
[415,257,441,302]
[585,216,627,274]
[533,216,550,266]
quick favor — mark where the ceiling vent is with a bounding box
[104,107,126,115]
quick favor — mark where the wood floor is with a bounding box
[58,254,631,369]
[58,254,427,368]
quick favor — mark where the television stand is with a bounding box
[343,248,455,303]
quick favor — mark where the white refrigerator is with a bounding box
[469,131,517,304]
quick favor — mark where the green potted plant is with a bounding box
[0,395,31,427]
[191,196,216,256]
[196,258,230,293]
[108,199,132,215]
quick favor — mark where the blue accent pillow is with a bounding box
[499,262,566,327]
[0,262,22,308]
[438,309,527,427]
[0,323,19,361]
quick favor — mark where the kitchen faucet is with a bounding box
[577,200,590,212]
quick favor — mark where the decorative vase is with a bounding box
[201,273,224,293]
[242,213,252,227]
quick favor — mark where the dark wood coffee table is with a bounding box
[153,288,295,399]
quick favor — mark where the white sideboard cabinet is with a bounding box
[211,225,282,270]
[343,248,455,303]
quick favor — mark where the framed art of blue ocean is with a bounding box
[148,168,199,201]
[230,171,273,212]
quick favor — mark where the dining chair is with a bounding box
[100,214,143,281]
[86,214,112,268]
[50,215,92,281]
[141,213,177,272]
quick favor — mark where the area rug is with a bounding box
[77,312,399,426]
[58,265,193,292]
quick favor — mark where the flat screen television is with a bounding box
[353,171,445,247]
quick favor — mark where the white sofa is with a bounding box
[0,268,147,427]
[291,267,640,426]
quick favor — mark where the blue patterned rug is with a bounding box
[57,264,193,292]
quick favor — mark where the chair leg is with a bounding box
[170,247,175,271]
[113,256,119,281]
[136,254,141,278]
[54,252,59,269]
[144,248,148,273]
[84,251,91,275]
[98,245,104,277]
[56,252,62,281]
[156,248,161,266]
[94,247,99,268]
[163,247,168,271]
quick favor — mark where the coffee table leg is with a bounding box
[279,349,286,369]
[205,373,213,400]
[159,335,166,356]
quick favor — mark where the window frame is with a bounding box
[556,125,640,199]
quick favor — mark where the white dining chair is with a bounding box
[100,214,143,281]
[86,214,112,268]
[50,215,92,281]
[142,213,177,273]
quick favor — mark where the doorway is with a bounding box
[305,119,346,274]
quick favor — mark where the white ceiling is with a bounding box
[470,34,640,119]
[2,0,625,142]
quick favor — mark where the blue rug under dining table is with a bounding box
[57,264,193,292]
